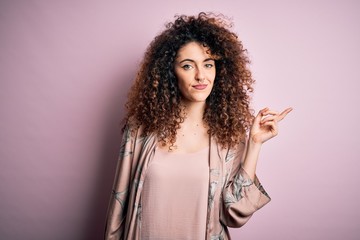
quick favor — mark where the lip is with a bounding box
[192,84,207,90]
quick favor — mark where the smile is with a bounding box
[192,84,207,90]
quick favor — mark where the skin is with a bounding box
[175,41,216,104]
[157,41,216,153]
[163,41,292,181]
[243,107,292,180]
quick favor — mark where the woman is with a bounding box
[105,12,292,240]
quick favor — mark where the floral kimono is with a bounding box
[105,125,271,240]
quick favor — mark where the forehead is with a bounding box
[176,42,212,59]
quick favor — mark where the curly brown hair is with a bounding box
[124,12,255,149]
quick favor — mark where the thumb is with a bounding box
[253,107,268,125]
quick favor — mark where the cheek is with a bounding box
[176,72,191,88]
[210,69,216,81]
[178,78,191,95]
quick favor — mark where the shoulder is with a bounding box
[123,120,156,144]
[123,118,142,136]
[225,136,247,161]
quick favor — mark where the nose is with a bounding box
[195,67,205,82]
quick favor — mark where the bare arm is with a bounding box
[242,107,293,180]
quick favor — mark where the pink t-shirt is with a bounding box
[141,146,210,240]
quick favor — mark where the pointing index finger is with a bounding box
[277,107,293,121]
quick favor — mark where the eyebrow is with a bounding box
[178,58,215,64]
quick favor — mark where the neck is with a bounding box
[181,100,206,124]
[165,99,209,152]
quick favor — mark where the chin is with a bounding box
[190,96,210,103]
[182,92,212,103]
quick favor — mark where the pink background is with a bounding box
[1,1,359,239]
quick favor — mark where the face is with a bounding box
[174,42,216,104]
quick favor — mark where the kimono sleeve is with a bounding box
[104,125,136,239]
[220,141,271,228]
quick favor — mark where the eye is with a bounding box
[181,64,193,70]
[205,63,214,68]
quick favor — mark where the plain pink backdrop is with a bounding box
[1,0,359,239]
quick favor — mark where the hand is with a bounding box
[250,107,293,144]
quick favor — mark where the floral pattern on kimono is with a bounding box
[105,124,271,240]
